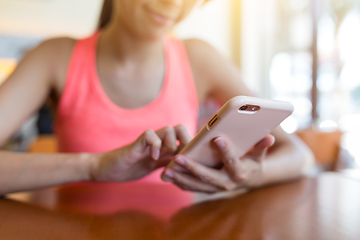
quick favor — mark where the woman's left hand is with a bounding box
[161,135,275,193]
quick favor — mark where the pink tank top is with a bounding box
[55,32,199,184]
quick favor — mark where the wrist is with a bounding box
[76,153,99,182]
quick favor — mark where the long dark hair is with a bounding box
[98,0,113,30]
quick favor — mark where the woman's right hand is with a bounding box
[89,125,191,183]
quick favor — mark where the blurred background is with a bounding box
[1,0,360,172]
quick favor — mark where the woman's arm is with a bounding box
[0,38,74,145]
[0,125,191,195]
[161,39,315,192]
[0,151,91,195]
[259,127,314,185]
[188,39,314,175]
[0,39,192,195]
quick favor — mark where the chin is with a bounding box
[137,27,171,41]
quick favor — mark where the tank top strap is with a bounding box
[57,32,100,118]
[56,33,199,155]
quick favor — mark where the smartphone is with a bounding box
[171,96,294,169]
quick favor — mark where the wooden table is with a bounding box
[1,173,360,240]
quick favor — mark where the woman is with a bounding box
[0,0,314,195]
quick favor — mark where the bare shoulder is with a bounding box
[5,37,78,100]
[182,38,234,79]
[31,37,76,69]
[28,37,75,59]
[182,39,222,66]
[182,39,225,100]
[183,38,217,53]
[22,37,76,76]
[0,37,77,143]
[30,37,76,91]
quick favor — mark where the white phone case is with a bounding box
[176,96,294,168]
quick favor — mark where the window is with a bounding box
[244,0,360,168]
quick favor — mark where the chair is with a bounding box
[296,128,343,171]
[28,135,58,153]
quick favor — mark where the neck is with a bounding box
[99,21,164,66]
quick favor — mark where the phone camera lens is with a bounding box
[239,105,248,111]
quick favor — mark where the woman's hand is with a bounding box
[161,135,275,193]
[90,125,191,182]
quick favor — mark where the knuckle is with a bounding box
[185,163,196,173]
[222,182,237,191]
[176,124,186,131]
[165,126,174,134]
[199,174,212,183]
[167,142,178,152]
[144,129,155,138]
[155,139,162,147]
[168,145,177,152]
[186,162,201,175]
[224,156,236,165]
[233,172,247,182]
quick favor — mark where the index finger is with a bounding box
[174,124,191,150]
[213,137,245,181]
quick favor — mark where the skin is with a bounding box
[0,0,314,195]
[0,126,191,195]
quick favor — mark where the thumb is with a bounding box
[247,135,275,161]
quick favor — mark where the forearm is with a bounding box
[0,151,95,195]
[260,135,315,186]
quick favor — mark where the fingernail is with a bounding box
[162,177,172,182]
[175,156,185,166]
[214,137,226,148]
[270,135,275,145]
[164,170,174,178]
[152,149,160,160]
